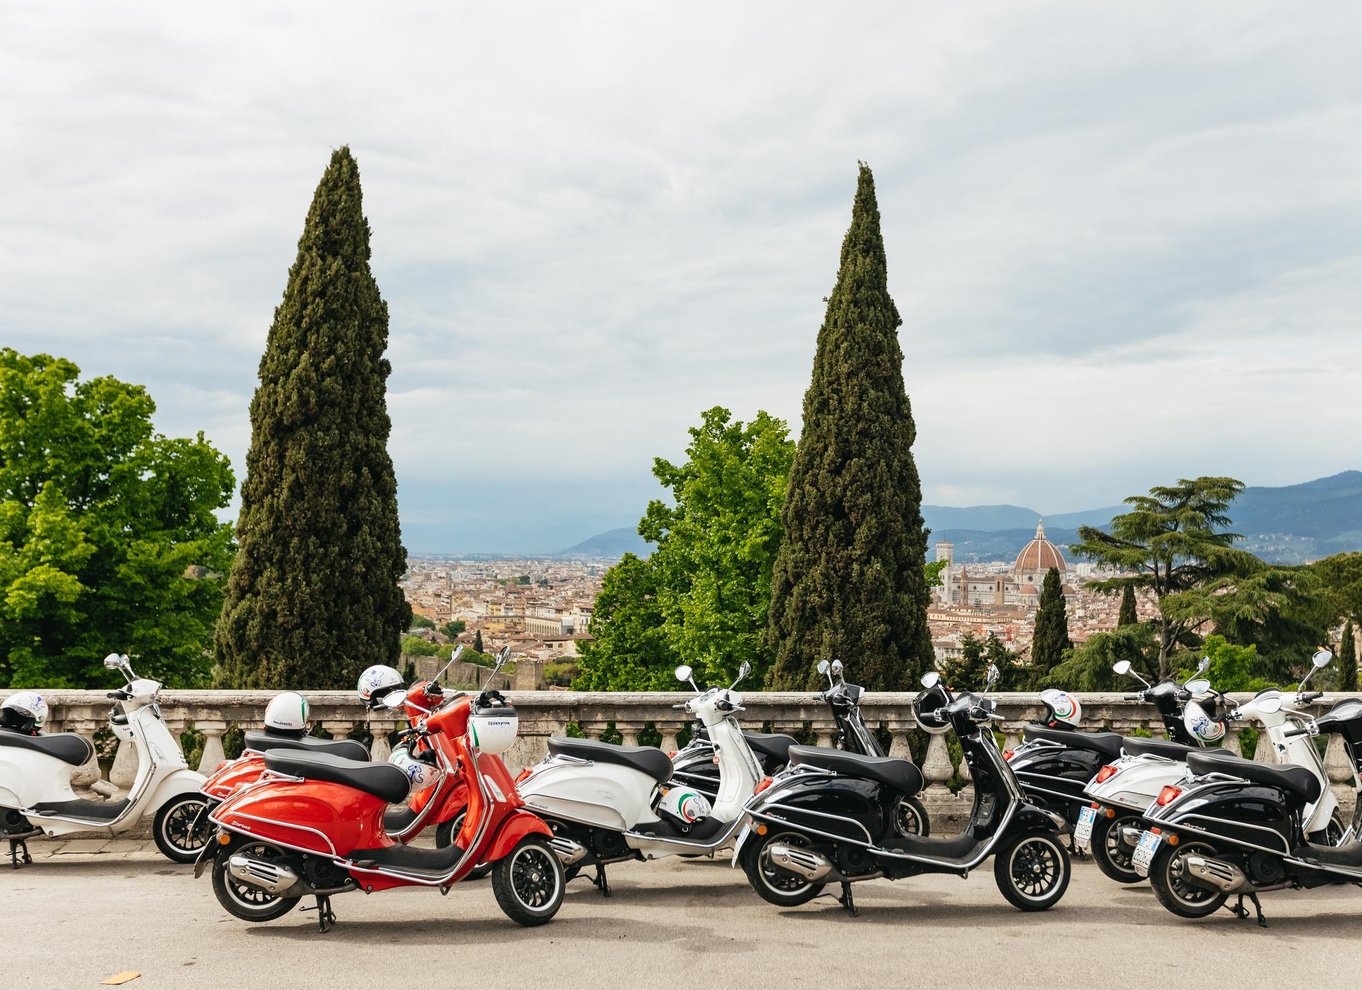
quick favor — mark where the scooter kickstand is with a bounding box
[8,838,32,870]
[837,881,859,917]
[591,863,612,898]
[1246,891,1268,929]
[301,895,337,934]
[1229,895,1250,921]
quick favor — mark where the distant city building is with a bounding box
[936,522,1074,607]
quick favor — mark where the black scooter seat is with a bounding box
[0,729,95,767]
[1187,749,1322,804]
[1022,725,1124,761]
[743,732,797,765]
[243,729,369,762]
[263,749,411,804]
[1294,840,1362,869]
[1122,737,1201,761]
[547,736,673,784]
[788,746,924,796]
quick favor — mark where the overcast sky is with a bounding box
[4,2,1361,552]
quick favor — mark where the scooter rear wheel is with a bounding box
[740,829,826,908]
[1147,839,1228,918]
[492,836,564,927]
[152,795,212,864]
[1090,811,1143,885]
[994,831,1070,911]
[211,842,301,923]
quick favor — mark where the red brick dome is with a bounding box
[1013,522,1066,575]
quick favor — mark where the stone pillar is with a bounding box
[109,735,139,790]
[886,720,915,763]
[368,719,398,762]
[615,721,645,748]
[580,720,607,741]
[196,720,228,774]
[1325,734,1357,824]
[1252,730,1275,764]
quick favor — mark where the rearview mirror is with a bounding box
[816,660,830,675]
[1185,679,1210,695]
[737,660,751,681]
[675,665,693,684]
[379,689,408,710]
[1112,660,1131,676]
[1196,656,1210,674]
[831,659,844,677]
[920,671,941,689]
[103,653,124,670]
[1313,649,1333,669]
[1258,696,1282,714]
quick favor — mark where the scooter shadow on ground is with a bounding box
[240,914,603,944]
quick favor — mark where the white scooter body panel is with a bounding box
[517,758,659,831]
[0,745,83,810]
[1084,752,1189,812]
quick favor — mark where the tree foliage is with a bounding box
[1029,567,1071,683]
[0,350,235,687]
[1049,623,1157,692]
[215,147,409,690]
[940,631,1020,693]
[766,164,933,692]
[1117,585,1138,627]
[1338,621,1358,693]
[574,407,794,690]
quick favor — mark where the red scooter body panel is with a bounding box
[212,779,390,857]
[202,753,266,800]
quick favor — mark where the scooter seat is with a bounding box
[546,736,673,784]
[1022,725,1124,761]
[243,729,370,762]
[743,731,797,765]
[1187,749,1322,804]
[263,750,411,804]
[1122,737,1201,761]
[787,745,924,796]
[0,729,94,767]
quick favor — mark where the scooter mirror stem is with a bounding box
[428,644,465,687]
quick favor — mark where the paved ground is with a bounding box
[7,838,1362,989]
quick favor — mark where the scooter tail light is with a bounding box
[753,776,774,795]
[1095,764,1118,783]
[514,767,531,784]
[1156,785,1182,806]
[1003,749,1014,761]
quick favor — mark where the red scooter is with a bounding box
[196,684,562,931]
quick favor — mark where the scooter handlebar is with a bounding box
[106,690,131,701]
[1283,725,1313,738]
[1123,694,1143,702]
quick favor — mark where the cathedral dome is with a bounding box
[1013,522,1067,577]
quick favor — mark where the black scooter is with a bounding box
[1134,653,1362,928]
[735,666,1071,916]
[671,660,930,836]
[1005,657,1212,838]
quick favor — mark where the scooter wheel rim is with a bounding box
[160,797,210,855]
[509,843,561,913]
[1101,814,1141,875]
[1006,835,1064,903]
[222,843,290,911]
[1165,841,1224,910]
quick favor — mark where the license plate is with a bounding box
[1131,829,1161,876]
[1073,806,1097,850]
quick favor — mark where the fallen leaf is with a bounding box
[100,973,141,986]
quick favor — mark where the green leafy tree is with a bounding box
[1312,553,1362,626]
[1173,634,1270,693]
[924,559,947,589]
[574,407,794,690]
[1050,623,1158,692]
[441,620,466,638]
[1336,621,1357,693]
[400,634,439,658]
[1117,585,1138,627]
[0,350,235,688]
[1073,477,1256,676]
[983,633,1023,691]
[767,164,933,691]
[940,631,988,693]
[1029,568,1072,685]
[215,147,409,689]
[410,614,435,630]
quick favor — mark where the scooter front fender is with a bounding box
[1002,802,1067,839]
[484,808,554,862]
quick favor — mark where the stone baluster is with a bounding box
[655,720,686,753]
[580,719,608,741]
[321,720,356,750]
[1252,729,1275,764]
[615,721,644,747]
[109,734,139,790]
[367,719,398,761]
[886,719,915,763]
[196,719,228,774]
[921,732,954,794]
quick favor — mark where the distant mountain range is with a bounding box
[557,472,1362,565]
[925,471,1362,565]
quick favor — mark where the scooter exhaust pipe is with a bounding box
[547,836,588,868]
[228,853,301,895]
[1181,855,1250,894]
[766,843,833,883]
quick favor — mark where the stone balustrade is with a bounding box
[6,690,1358,823]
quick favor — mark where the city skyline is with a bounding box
[5,4,1362,552]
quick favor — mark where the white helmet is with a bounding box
[1,692,48,733]
[357,665,403,706]
[1039,689,1083,729]
[263,692,309,733]
[389,746,442,793]
[1183,699,1226,743]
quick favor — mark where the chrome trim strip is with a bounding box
[758,801,874,843]
[213,811,339,856]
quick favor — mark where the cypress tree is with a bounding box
[1030,567,1072,684]
[1339,620,1357,693]
[1117,584,1138,627]
[474,629,484,654]
[766,164,932,691]
[215,147,409,689]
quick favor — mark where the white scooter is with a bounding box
[0,653,209,867]
[517,661,763,895]
[1081,650,1344,883]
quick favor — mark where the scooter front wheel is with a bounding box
[152,795,212,864]
[741,829,826,908]
[211,842,301,923]
[994,831,1071,911]
[1089,811,1143,885]
[1147,839,1228,918]
[492,836,564,927]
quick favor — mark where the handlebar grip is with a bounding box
[1283,726,1310,738]
[1123,694,1141,701]
[1301,692,1323,703]
[106,690,130,700]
